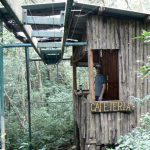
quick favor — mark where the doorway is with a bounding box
[93,49,119,100]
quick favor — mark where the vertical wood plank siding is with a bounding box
[86,16,150,100]
[74,16,150,149]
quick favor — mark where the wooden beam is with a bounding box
[62,58,70,60]
[76,62,88,67]
[73,64,77,90]
[41,49,61,54]
[88,49,95,101]
[30,59,42,61]
[24,15,64,26]
[23,10,64,26]
[30,58,70,61]
[61,0,74,57]
[65,42,87,46]
[38,42,62,48]
[2,43,32,48]
[32,29,63,38]
[38,41,87,48]
[1,0,42,58]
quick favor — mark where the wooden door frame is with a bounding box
[88,49,95,101]
[88,49,119,101]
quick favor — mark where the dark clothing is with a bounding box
[95,96,99,101]
[95,74,107,98]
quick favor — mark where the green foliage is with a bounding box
[107,113,150,150]
[77,67,89,90]
[134,30,150,42]
[129,95,150,104]
[31,105,74,150]
[3,28,74,149]
[138,58,150,78]
[135,30,150,78]
[5,64,74,150]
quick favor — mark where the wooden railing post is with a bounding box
[72,63,80,149]
[73,64,77,90]
[88,49,95,101]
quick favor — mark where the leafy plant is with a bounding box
[3,26,74,149]
[108,113,150,150]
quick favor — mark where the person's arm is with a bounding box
[99,75,107,101]
[98,83,106,101]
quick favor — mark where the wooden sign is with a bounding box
[91,101,134,113]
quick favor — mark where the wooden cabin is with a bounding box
[1,1,150,149]
[68,2,150,150]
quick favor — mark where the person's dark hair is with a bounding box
[95,64,103,73]
[95,64,101,69]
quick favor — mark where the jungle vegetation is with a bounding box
[3,27,74,150]
[1,0,150,149]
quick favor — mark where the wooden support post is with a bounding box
[72,63,80,149]
[88,49,95,101]
[25,47,32,150]
[73,64,77,90]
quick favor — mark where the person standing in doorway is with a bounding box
[95,64,107,101]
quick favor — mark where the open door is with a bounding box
[101,50,119,100]
[93,49,119,100]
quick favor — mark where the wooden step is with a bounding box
[32,29,64,38]
[38,42,62,48]
[41,49,61,54]
[23,11,65,26]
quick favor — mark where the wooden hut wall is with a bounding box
[86,16,150,101]
[75,95,134,149]
[73,16,150,149]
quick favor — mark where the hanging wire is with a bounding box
[75,6,99,18]
[24,0,40,38]
[70,0,99,39]
[73,0,102,19]
[67,4,75,40]
[51,1,55,47]
[70,4,85,39]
